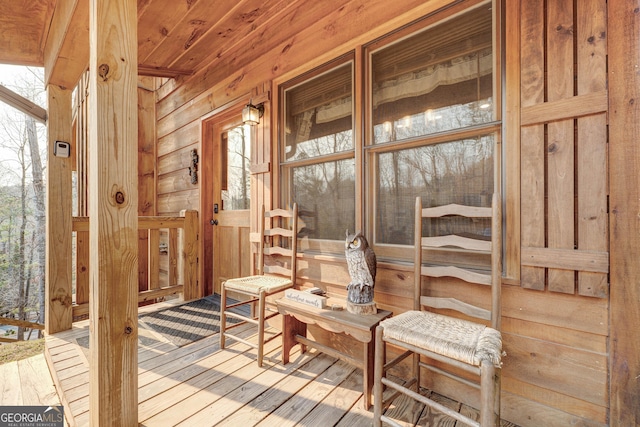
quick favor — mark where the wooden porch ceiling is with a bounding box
[0,0,290,88]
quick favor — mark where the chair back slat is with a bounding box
[419,296,492,321]
[263,264,293,277]
[266,208,295,218]
[422,204,492,218]
[263,246,292,257]
[422,235,491,252]
[422,265,492,285]
[264,227,294,238]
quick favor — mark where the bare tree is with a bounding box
[0,67,46,339]
[26,115,45,334]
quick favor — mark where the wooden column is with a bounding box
[88,0,138,426]
[608,0,640,424]
[45,85,73,334]
[180,209,201,300]
[137,78,156,293]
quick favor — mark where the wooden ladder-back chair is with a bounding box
[373,193,503,427]
[220,203,298,367]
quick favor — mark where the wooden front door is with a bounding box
[211,118,253,295]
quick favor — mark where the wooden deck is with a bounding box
[32,302,518,427]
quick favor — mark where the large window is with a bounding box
[370,5,494,145]
[279,1,500,258]
[280,60,355,241]
[368,2,499,252]
[375,135,494,245]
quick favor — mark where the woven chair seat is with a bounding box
[381,310,503,368]
[224,275,293,295]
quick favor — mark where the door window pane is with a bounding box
[221,124,251,210]
[371,5,494,144]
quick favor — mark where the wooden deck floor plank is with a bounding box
[174,349,325,427]
[384,388,428,427]
[138,329,220,369]
[51,327,245,414]
[138,339,253,406]
[137,340,180,363]
[138,340,285,423]
[58,330,265,423]
[0,360,22,405]
[56,363,88,382]
[253,359,355,427]
[137,323,254,387]
[68,340,262,423]
[416,391,460,427]
[297,367,364,426]
[334,394,374,427]
[459,403,480,425]
[52,352,85,371]
[45,324,90,346]
[63,382,90,404]
[215,352,341,426]
[17,355,62,406]
[74,410,88,427]
[68,394,88,414]
[59,369,91,392]
[45,336,78,352]
[142,343,305,425]
[138,332,274,404]
[48,346,81,363]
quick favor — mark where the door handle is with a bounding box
[210,219,218,226]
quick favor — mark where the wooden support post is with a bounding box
[137,79,156,293]
[608,0,640,424]
[88,0,138,426]
[45,85,73,334]
[180,209,200,301]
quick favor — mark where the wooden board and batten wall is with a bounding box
[150,1,637,426]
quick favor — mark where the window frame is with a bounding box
[275,0,503,263]
[364,0,502,262]
[278,54,357,254]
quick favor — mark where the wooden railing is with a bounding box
[0,317,44,342]
[71,210,200,321]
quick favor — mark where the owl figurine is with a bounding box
[345,230,377,305]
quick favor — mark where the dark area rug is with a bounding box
[139,295,221,347]
[75,295,248,349]
[138,295,245,347]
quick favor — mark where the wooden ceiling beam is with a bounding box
[0,84,47,124]
[44,0,90,89]
[138,65,194,78]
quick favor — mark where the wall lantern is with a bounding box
[242,102,264,126]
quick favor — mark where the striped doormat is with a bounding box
[138,295,245,347]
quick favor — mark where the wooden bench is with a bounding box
[276,297,392,409]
